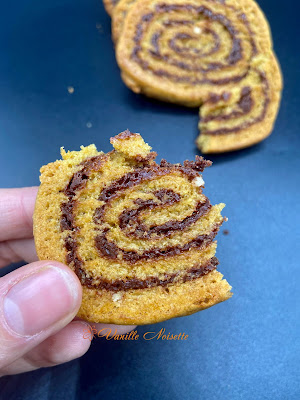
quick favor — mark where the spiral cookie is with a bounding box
[116,0,282,153]
[33,130,232,325]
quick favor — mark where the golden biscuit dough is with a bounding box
[103,0,118,16]
[116,0,282,153]
[112,0,138,43]
[33,130,232,325]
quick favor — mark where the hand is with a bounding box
[0,187,136,376]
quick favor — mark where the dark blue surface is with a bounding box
[0,0,299,398]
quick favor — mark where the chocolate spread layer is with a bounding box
[202,86,253,124]
[61,200,76,231]
[119,189,181,234]
[66,233,218,291]
[169,28,220,58]
[201,70,270,135]
[131,3,252,85]
[60,149,219,289]
[60,154,107,231]
[111,129,138,140]
[182,155,212,171]
[207,91,231,104]
[94,224,220,264]
[88,256,219,291]
[119,197,211,239]
[93,156,211,231]
[98,159,210,205]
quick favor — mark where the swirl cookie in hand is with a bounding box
[116,0,282,152]
[33,130,232,325]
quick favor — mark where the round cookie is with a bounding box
[33,130,232,325]
[116,0,282,153]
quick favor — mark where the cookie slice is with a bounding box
[33,131,232,325]
[116,0,282,152]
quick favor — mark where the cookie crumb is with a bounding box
[112,293,122,302]
[193,176,205,187]
[96,23,103,33]
[67,86,74,94]
[223,229,229,235]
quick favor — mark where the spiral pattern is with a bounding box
[34,131,231,323]
[60,133,225,292]
[115,0,282,152]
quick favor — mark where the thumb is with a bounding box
[0,261,82,369]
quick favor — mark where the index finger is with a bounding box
[0,187,38,241]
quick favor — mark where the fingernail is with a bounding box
[3,266,80,336]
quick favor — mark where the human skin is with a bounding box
[0,187,136,376]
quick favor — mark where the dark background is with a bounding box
[0,0,299,398]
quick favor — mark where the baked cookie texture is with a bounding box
[33,131,232,325]
[114,0,282,153]
[112,0,137,43]
[103,0,119,16]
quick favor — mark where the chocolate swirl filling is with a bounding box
[131,3,253,84]
[60,154,220,290]
[95,224,219,263]
[201,70,270,135]
[119,192,211,239]
[126,1,271,136]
